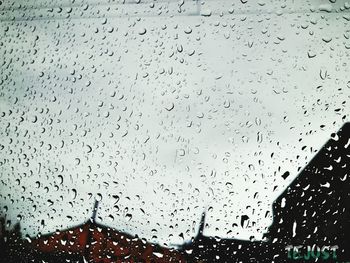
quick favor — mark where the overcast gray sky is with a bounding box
[1,0,350,246]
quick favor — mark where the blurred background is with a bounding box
[0,0,349,247]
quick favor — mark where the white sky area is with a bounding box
[1,0,350,247]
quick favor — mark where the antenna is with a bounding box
[197,211,206,238]
[91,199,99,223]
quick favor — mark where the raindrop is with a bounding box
[138,28,147,35]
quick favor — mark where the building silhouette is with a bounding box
[31,200,186,263]
[182,122,350,262]
[1,123,350,262]
[266,122,350,261]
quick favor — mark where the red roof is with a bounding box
[32,221,186,263]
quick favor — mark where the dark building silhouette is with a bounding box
[182,122,350,262]
[0,216,33,263]
[266,122,350,261]
[1,123,350,262]
[181,213,271,262]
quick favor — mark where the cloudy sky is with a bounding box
[1,0,350,246]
